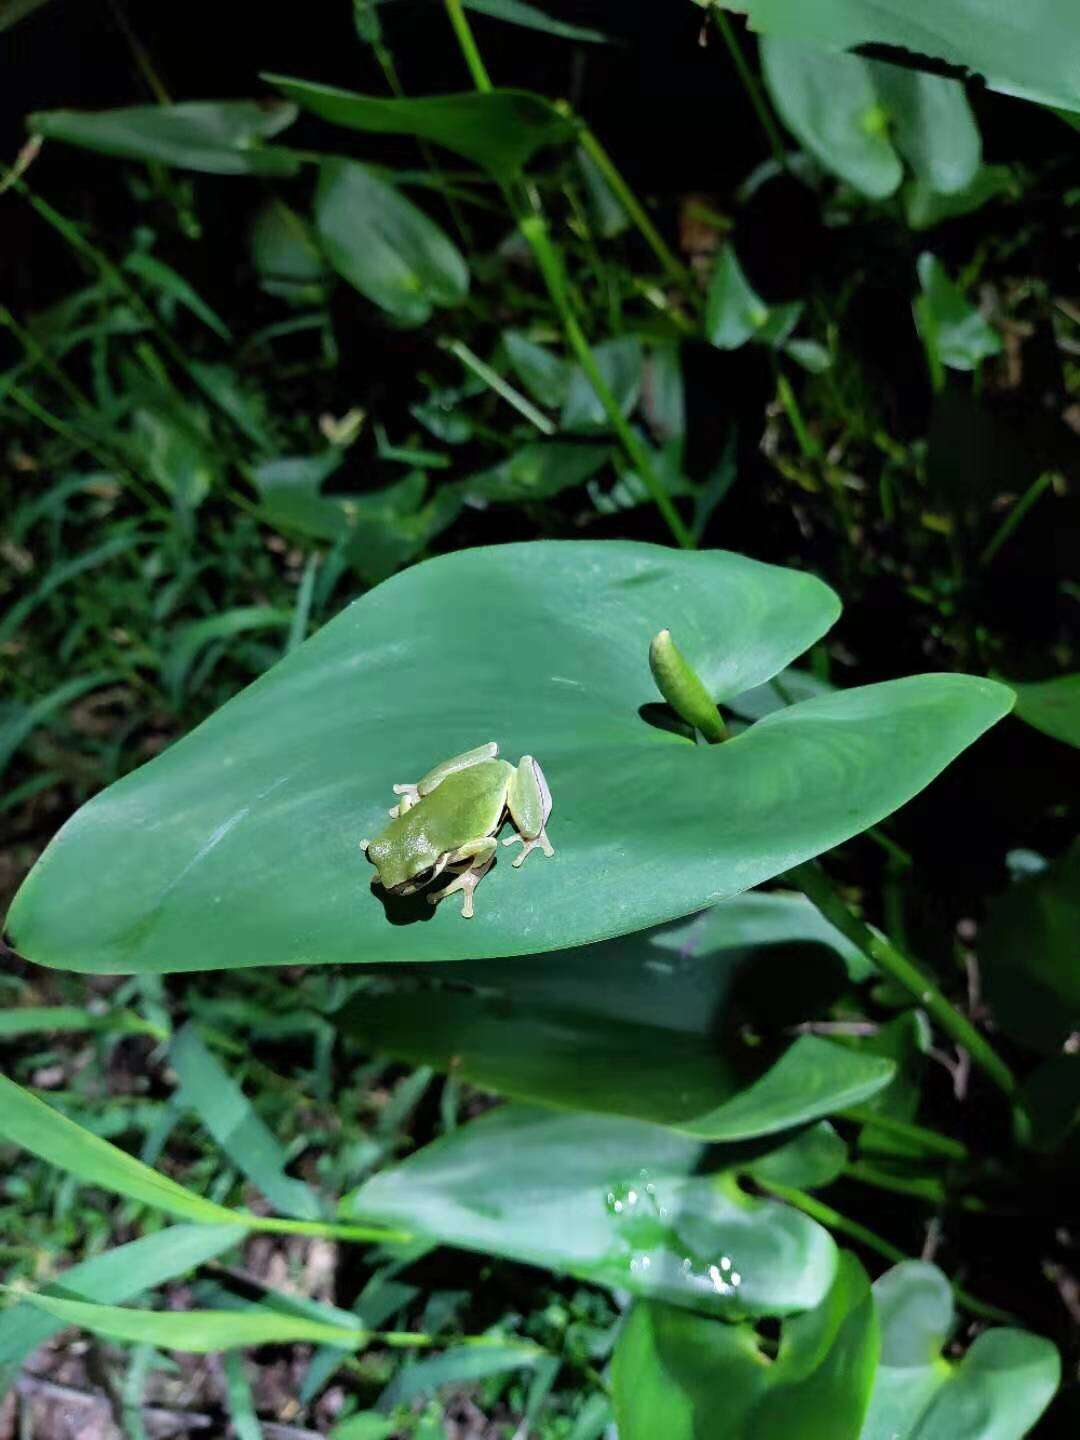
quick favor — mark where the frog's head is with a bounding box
[361,831,448,895]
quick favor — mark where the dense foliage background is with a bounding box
[1,1,1078,1436]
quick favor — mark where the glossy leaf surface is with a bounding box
[265,77,575,179]
[6,542,1012,975]
[722,0,1080,113]
[338,897,893,1138]
[28,100,300,175]
[348,1104,838,1318]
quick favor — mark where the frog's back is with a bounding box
[406,758,510,850]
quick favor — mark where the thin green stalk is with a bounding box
[978,470,1056,568]
[521,214,694,548]
[444,0,493,90]
[7,175,257,453]
[843,1160,985,1211]
[709,8,788,171]
[776,371,818,460]
[363,10,473,247]
[755,1176,1015,1325]
[576,127,695,294]
[790,862,1018,1101]
[840,1106,968,1162]
[440,0,694,550]
[0,304,96,415]
[241,1214,411,1244]
[442,337,556,434]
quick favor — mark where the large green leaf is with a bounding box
[338,896,893,1138]
[719,0,1080,113]
[611,1252,879,1439]
[265,77,576,180]
[1012,673,1080,749]
[347,1104,838,1317]
[315,159,468,326]
[28,100,300,175]
[981,841,1080,1054]
[5,542,1012,975]
[861,1261,1059,1438]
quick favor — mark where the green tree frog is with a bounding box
[360,742,554,918]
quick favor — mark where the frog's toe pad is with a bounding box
[503,829,555,868]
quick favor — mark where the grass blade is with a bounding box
[0,1224,243,1382]
[16,1293,368,1353]
[170,1023,324,1221]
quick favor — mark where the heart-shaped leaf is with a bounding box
[346,1104,838,1318]
[28,100,301,175]
[265,77,576,180]
[760,41,980,199]
[612,1252,879,1439]
[861,1261,1059,1438]
[5,542,1012,976]
[315,160,468,326]
[760,39,902,198]
[338,896,894,1139]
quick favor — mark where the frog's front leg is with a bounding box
[427,837,498,919]
[389,742,499,817]
[502,755,555,868]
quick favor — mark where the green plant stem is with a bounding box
[441,336,556,434]
[576,127,695,295]
[775,369,818,461]
[521,214,694,548]
[241,1214,411,1244]
[755,1177,1015,1325]
[709,8,789,171]
[440,0,695,549]
[843,1160,984,1212]
[444,0,493,90]
[979,470,1056,568]
[791,861,1018,1102]
[839,1106,968,1162]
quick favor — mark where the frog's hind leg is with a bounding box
[390,742,499,817]
[427,837,497,919]
[503,755,554,868]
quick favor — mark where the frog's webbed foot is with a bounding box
[427,837,497,919]
[501,829,555,868]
